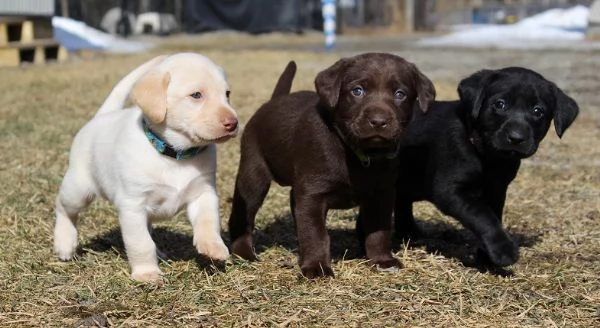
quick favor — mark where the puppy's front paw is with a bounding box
[300,262,334,279]
[131,266,163,282]
[482,230,520,266]
[231,235,259,261]
[54,233,78,261]
[196,238,230,261]
[372,258,403,272]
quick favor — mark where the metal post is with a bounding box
[405,0,414,32]
[321,0,336,50]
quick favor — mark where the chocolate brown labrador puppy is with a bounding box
[390,67,579,267]
[229,53,435,278]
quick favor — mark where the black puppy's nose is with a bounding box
[506,130,526,145]
[368,116,388,129]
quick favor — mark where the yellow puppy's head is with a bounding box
[131,53,239,149]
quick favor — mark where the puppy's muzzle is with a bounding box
[494,122,537,158]
[357,108,400,142]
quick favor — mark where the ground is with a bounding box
[0,32,599,327]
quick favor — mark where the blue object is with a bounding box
[322,0,336,49]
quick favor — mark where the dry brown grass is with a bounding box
[0,33,599,327]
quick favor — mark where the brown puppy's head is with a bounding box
[315,53,435,156]
[131,53,239,150]
[458,67,579,159]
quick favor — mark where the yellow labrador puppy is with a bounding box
[54,53,238,281]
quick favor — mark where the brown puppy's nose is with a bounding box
[222,117,238,132]
[369,115,389,129]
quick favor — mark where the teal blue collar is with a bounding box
[332,125,398,167]
[142,120,206,160]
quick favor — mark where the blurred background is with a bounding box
[1,0,599,64]
[1,2,599,326]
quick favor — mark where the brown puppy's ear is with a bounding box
[131,70,171,124]
[552,84,579,138]
[315,58,347,109]
[457,69,496,120]
[414,68,436,112]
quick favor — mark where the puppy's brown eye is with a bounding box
[532,105,544,117]
[190,92,202,99]
[351,86,364,97]
[494,99,507,111]
[394,89,406,100]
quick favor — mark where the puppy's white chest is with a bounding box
[144,169,210,220]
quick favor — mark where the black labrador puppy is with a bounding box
[391,67,579,267]
[229,53,435,278]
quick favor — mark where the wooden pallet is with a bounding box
[0,16,68,66]
[0,39,68,66]
[0,16,53,45]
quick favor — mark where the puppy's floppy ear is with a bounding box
[552,84,579,138]
[315,58,347,109]
[457,69,496,120]
[131,69,171,125]
[414,68,436,112]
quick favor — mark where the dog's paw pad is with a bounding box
[300,264,335,279]
[131,268,163,282]
[231,236,258,261]
[373,258,403,272]
[482,231,520,267]
[55,251,75,261]
[54,243,77,261]
[376,264,402,272]
[196,241,230,261]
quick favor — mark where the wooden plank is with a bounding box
[3,38,61,48]
[0,16,29,24]
[0,47,20,66]
[20,20,33,42]
[57,45,68,62]
[0,16,54,45]
[0,43,68,67]
[34,44,45,64]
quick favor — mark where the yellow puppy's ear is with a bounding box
[131,70,171,124]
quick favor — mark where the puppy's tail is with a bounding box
[270,61,297,100]
[95,55,167,117]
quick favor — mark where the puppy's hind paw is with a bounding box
[196,239,230,262]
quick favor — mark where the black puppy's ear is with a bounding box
[457,69,496,120]
[414,68,436,112]
[315,58,347,109]
[552,85,579,138]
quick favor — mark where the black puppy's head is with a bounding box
[458,67,579,159]
[315,53,435,156]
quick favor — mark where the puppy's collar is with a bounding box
[142,120,206,160]
[332,125,398,167]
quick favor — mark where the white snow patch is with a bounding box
[418,6,591,49]
[52,16,153,53]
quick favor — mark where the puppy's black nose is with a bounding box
[368,116,388,129]
[222,117,238,132]
[506,130,526,145]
